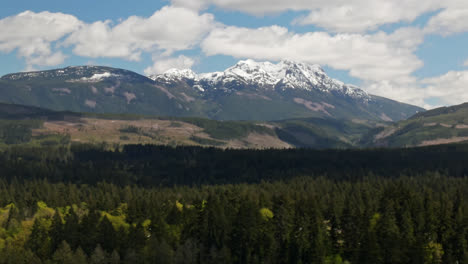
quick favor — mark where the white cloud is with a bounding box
[172,0,468,35]
[0,11,82,69]
[365,69,468,109]
[201,25,424,83]
[172,0,313,13]
[65,6,215,61]
[144,55,196,75]
[295,1,441,33]
[425,6,468,35]
[173,0,443,33]
[420,71,468,106]
[464,59,468,67]
[364,80,428,107]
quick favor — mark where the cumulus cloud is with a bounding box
[425,5,468,35]
[171,0,468,35]
[201,25,424,83]
[295,1,441,33]
[0,11,82,69]
[65,6,215,61]
[420,71,468,106]
[0,7,215,70]
[364,69,468,109]
[144,55,196,75]
[173,0,443,33]
[364,80,429,108]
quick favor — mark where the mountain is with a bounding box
[0,66,200,118]
[366,102,468,147]
[151,60,369,99]
[0,60,423,121]
[150,60,423,121]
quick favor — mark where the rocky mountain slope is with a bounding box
[0,60,423,121]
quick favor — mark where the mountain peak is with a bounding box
[149,59,369,100]
[149,68,198,82]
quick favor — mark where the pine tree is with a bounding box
[74,247,89,264]
[52,241,74,264]
[174,239,200,264]
[97,216,117,253]
[90,244,108,264]
[63,208,80,249]
[79,210,100,254]
[50,211,64,253]
[26,218,52,260]
[377,200,401,264]
[110,250,121,264]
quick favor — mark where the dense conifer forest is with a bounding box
[0,143,468,263]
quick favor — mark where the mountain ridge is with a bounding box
[0,60,424,122]
[150,59,370,101]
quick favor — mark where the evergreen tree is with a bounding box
[27,218,52,260]
[50,211,64,253]
[51,241,74,264]
[64,208,80,249]
[90,244,108,264]
[97,216,117,253]
[74,247,89,264]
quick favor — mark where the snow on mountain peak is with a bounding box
[149,68,198,82]
[149,59,369,100]
[80,72,119,82]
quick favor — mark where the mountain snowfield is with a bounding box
[150,59,370,101]
[0,60,423,121]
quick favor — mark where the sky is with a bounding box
[1,1,468,109]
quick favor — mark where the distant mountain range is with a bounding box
[0,60,423,121]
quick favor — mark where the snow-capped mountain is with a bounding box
[0,63,423,122]
[150,59,369,101]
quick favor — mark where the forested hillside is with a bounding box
[0,144,467,263]
[0,102,377,149]
[368,102,468,147]
[0,175,467,263]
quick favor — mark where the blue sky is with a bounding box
[1,0,468,108]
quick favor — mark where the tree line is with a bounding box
[1,143,468,187]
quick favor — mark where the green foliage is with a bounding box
[259,208,274,221]
[100,212,130,231]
